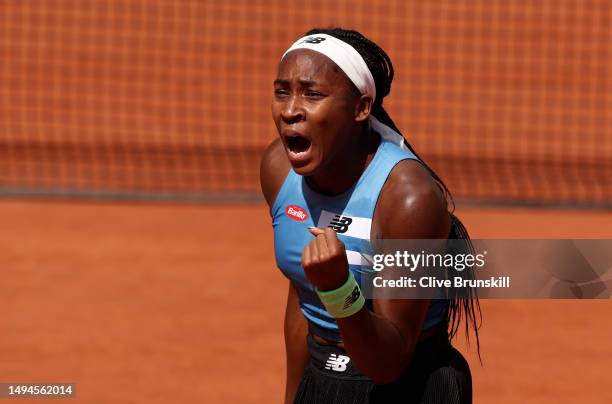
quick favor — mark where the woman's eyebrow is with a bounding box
[273,79,319,87]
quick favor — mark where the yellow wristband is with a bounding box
[316,271,365,318]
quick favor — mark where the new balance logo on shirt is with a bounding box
[329,214,352,233]
[324,353,351,372]
[316,210,371,239]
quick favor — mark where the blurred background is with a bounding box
[1,0,610,206]
[1,1,610,403]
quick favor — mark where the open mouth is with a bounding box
[286,135,311,154]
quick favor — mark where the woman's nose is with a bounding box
[280,96,304,124]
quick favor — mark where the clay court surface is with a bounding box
[1,200,611,403]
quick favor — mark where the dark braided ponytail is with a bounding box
[305,27,482,357]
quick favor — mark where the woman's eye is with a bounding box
[305,92,323,97]
[274,89,289,96]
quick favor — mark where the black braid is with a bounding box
[305,27,482,359]
[305,28,393,108]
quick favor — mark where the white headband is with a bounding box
[282,34,376,101]
[281,34,407,150]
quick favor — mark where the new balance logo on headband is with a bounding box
[324,354,351,372]
[329,214,352,233]
[300,36,326,45]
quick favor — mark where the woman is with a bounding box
[260,28,479,404]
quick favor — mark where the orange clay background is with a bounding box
[1,0,610,204]
[1,201,611,404]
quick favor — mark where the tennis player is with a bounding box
[260,28,479,404]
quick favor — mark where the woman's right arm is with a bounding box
[260,138,290,209]
[260,139,306,402]
[284,282,309,404]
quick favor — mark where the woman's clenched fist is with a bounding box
[301,227,349,291]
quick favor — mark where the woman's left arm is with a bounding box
[302,160,451,384]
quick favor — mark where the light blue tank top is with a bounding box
[271,134,447,342]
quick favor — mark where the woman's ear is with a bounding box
[354,95,373,122]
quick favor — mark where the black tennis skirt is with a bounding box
[293,332,472,404]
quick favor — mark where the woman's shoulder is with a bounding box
[260,138,291,208]
[373,159,450,239]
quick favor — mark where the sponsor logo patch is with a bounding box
[324,354,351,372]
[285,205,308,222]
[317,210,371,239]
[329,214,353,233]
[300,36,326,45]
[343,286,361,309]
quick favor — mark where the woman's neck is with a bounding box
[306,128,380,196]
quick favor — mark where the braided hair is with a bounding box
[305,27,482,357]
